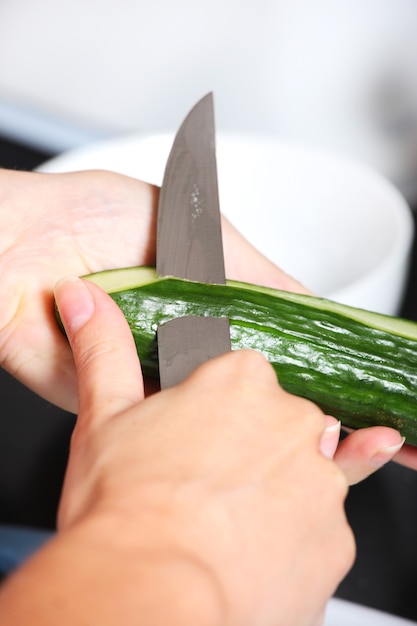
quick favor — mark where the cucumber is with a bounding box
[79,266,417,445]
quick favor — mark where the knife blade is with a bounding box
[157,92,226,283]
[156,93,231,389]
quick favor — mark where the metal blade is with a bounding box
[158,316,231,389]
[156,92,226,284]
[156,93,231,389]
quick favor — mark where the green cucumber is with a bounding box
[79,266,417,445]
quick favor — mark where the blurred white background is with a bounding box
[1,0,417,200]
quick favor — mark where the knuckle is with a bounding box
[288,395,327,439]
[345,525,357,568]
[75,335,116,373]
[319,466,355,576]
[321,453,349,502]
[190,349,277,391]
[230,349,277,383]
[335,522,356,578]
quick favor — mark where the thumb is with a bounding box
[54,276,144,427]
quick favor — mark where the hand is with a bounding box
[0,169,305,412]
[321,418,405,484]
[0,168,409,477]
[52,276,355,626]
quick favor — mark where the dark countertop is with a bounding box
[2,135,417,620]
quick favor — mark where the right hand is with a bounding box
[55,277,355,626]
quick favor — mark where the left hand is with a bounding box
[0,168,408,481]
[0,168,305,412]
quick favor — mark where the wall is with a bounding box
[1,0,417,201]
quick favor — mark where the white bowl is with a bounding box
[38,132,414,316]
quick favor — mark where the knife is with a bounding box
[156,93,231,389]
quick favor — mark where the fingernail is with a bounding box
[370,437,406,469]
[324,419,342,435]
[55,276,95,333]
[320,419,341,458]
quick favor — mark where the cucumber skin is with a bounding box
[83,268,417,446]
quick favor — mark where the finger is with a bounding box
[54,276,144,425]
[319,416,341,459]
[391,443,417,471]
[334,426,405,485]
[185,349,280,395]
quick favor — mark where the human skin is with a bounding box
[0,276,356,626]
[0,168,408,480]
